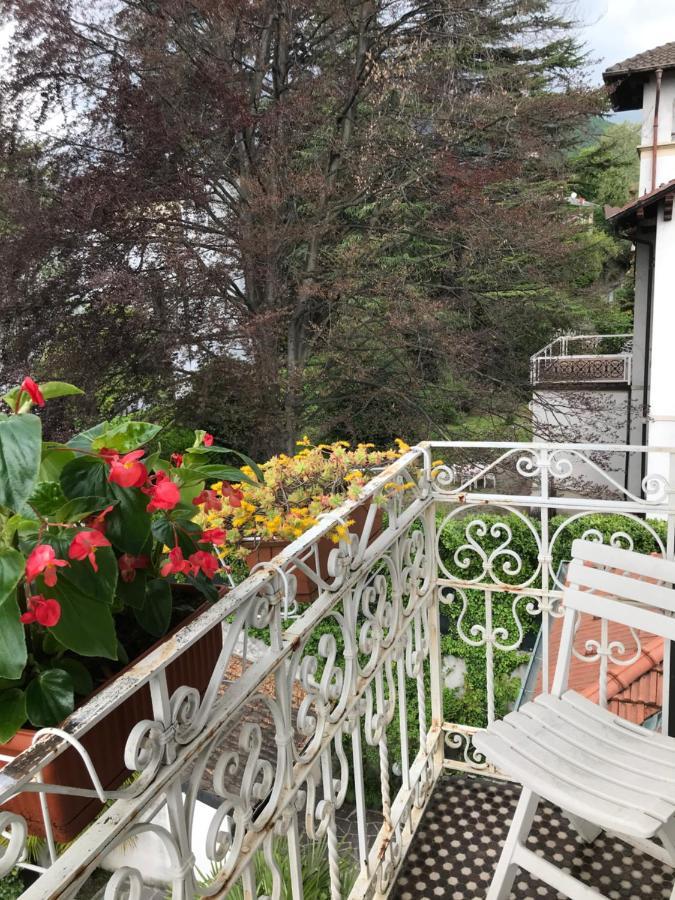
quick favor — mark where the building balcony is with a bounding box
[531,334,633,388]
[1,442,674,899]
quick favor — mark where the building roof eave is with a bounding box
[603,42,675,111]
[605,179,675,227]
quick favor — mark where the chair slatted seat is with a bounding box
[473,539,675,899]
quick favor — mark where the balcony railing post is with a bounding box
[425,497,444,776]
[666,450,675,738]
[538,447,552,693]
[349,711,370,876]
[276,649,305,900]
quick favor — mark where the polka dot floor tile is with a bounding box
[391,774,673,899]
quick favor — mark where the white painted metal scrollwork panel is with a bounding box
[2,449,442,900]
[5,441,675,898]
[432,440,675,779]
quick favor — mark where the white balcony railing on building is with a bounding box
[1,442,675,899]
[530,333,633,387]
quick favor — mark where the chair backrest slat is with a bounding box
[567,558,675,614]
[564,586,675,642]
[571,538,675,584]
[551,539,675,699]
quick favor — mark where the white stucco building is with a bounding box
[531,42,675,496]
[604,42,675,494]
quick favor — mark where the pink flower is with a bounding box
[86,504,115,535]
[98,447,119,465]
[68,530,111,572]
[118,554,150,583]
[222,483,243,508]
[193,489,222,512]
[25,544,68,587]
[160,546,191,577]
[17,377,45,409]
[171,453,183,467]
[20,595,61,627]
[189,550,220,579]
[108,449,148,488]
[144,472,181,512]
[202,433,214,447]
[199,528,226,545]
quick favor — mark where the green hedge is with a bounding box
[437,510,667,728]
[248,511,668,802]
[0,871,25,900]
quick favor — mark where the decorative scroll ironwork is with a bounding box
[0,448,444,900]
[3,441,675,899]
[533,356,631,385]
[530,333,633,386]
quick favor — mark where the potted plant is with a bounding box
[194,438,409,602]
[0,377,257,839]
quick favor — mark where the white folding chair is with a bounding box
[474,538,675,900]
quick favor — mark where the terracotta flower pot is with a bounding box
[245,501,383,603]
[0,601,222,842]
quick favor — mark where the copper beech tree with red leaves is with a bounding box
[0,0,606,452]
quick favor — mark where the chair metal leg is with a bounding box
[486,788,539,900]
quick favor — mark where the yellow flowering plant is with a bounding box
[195,438,410,557]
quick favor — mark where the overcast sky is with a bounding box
[575,0,675,84]
[1,3,673,97]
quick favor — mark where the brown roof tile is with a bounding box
[603,42,675,80]
[536,614,662,726]
[606,178,675,226]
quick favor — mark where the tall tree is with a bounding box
[0,0,603,452]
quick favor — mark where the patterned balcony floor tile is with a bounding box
[392,774,673,899]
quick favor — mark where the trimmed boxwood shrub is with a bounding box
[436,509,668,728]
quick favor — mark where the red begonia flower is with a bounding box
[118,553,150,583]
[202,433,214,447]
[86,504,115,535]
[160,546,191,577]
[222,483,243,508]
[199,528,226,545]
[68,530,111,572]
[108,449,148,488]
[20,595,61,627]
[144,473,181,512]
[25,544,69,587]
[18,377,45,409]
[98,447,119,464]
[192,489,222,512]
[189,550,220,579]
[171,453,183,467]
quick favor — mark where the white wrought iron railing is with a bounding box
[2,442,675,898]
[530,333,633,386]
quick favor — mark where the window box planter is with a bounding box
[0,598,222,842]
[244,501,383,603]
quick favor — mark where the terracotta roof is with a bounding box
[603,42,675,111]
[603,42,675,80]
[607,642,663,724]
[535,614,662,726]
[605,178,675,226]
